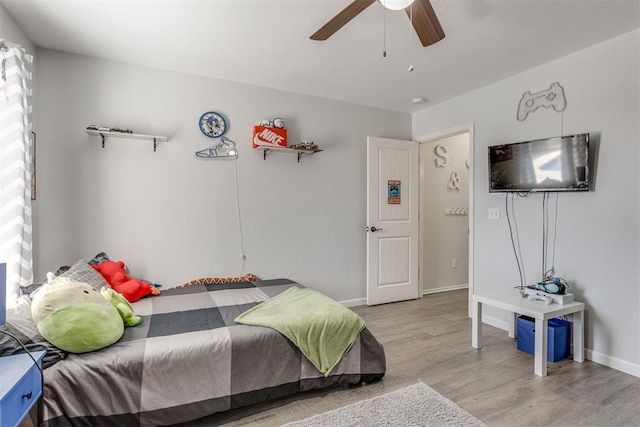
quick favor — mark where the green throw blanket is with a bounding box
[234,287,366,376]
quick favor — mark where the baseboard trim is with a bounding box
[586,349,640,378]
[481,314,510,332]
[423,284,469,295]
[341,297,366,307]
[482,314,640,378]
[341,284,469,307]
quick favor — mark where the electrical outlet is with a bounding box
[488,208,500,220]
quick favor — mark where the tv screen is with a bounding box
[488,133,589,192]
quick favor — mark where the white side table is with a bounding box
[471,290,584,377]
[0,351,45,427]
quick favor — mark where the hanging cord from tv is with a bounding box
[506,193,527,289]
[541,192,559,282]
[0,330,44,376]
[542,192,548,280]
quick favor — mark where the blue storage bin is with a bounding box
[516,316,570,362]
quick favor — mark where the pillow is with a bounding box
[88,251,110,266]
[19,281,45,298]
[55,265,70,275]
[0,296,67,368]
[178,273,260,288]
[59,259,110,291]
[89,252,160,288]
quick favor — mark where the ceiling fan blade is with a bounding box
[408,0,445,47]
[310,0,377,41]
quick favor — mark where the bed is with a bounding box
[40,278,386,426]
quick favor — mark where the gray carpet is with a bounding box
[283,381,487,427]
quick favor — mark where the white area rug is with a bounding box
[283,381,486,427]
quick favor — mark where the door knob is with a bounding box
[369,226,383,232]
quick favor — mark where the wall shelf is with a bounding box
[85,129,168,152]
[255,146,322,162]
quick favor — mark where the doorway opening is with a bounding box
[416,123,474,317]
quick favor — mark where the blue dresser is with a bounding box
[0,351,45,427]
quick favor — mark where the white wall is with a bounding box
[413,30,640,376]
[0,3,34,54]
[32,49,411,303]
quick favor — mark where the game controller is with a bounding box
[527,294,553,305]
[517,82,566,121]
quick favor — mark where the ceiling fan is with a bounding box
[310,0,445,47]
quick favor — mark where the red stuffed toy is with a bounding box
[92,261,160,303]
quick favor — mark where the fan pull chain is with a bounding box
[408,3,414,71]
[383,4,387,57]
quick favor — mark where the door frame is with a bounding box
[415,122,475,318]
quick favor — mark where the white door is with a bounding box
[366,137,419,305]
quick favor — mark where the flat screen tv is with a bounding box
[488,133,589,193]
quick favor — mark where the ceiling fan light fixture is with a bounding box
[310,0,444,47]
[380,0,414,11]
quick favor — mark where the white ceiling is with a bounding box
[2,0,639,113]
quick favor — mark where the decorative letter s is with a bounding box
[434,145,449,168]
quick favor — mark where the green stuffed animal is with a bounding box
[101,287,142,327]
[31,275,125,353]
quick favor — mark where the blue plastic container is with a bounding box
[516,316,570,362]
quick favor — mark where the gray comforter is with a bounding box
[42,278,386,426]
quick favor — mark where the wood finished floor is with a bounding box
[180,289,639,426]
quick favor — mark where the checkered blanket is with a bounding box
[42,279,386,426]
